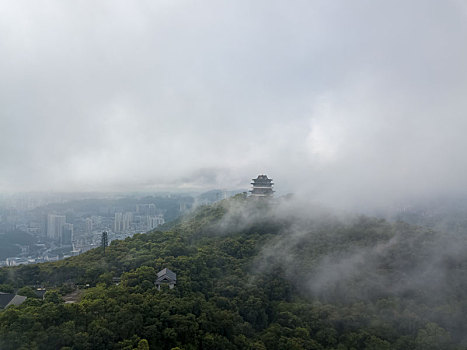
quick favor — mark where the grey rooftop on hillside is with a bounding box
[155,268,177,290]
[157,268,176,281]
[0,293,27,309]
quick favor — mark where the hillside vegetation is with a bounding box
[0,230,36,260]
[1,194,467,350]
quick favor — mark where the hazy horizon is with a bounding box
[1,1,467,209]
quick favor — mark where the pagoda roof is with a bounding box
[252,174,272,180]
[156,268,176,282]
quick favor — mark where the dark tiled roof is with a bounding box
[156,268,176,282]
[0,293,15,308]
[7,295,26,307]
[253,174,272,181]
[0,293,26,308]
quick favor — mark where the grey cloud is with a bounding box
[1,0,467,207]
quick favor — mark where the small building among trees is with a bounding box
[0,293,27,309]
[155,268,176,290]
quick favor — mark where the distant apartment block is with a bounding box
[147,215,165,230]
[136,204,156,216]
[61,223,73,245]
[114,212,133,233]
[46,214,73,245]
[46,214,66,240]
[85,218,93,234]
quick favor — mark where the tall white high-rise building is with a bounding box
[114,212,133,233]
[46,214,66,240]
[61,223,73,245]
[114,212,123,232]
[147,215,165,230]
[85,218,93,234]
[122,212,133,231]
[136,204,156,216]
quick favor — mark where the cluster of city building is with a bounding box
[0,179,272,268]
[0,200,168,267]
[114,204,165,233]
[46,214,73,245]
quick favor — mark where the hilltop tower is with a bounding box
[250,175,274,197]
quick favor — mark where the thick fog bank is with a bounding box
[213,196,467,309]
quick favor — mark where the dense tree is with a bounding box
[1,197,466,349]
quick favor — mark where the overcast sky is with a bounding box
[1,1,467,206]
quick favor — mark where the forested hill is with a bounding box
[1,194,467,350]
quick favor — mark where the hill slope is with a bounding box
[1,195,467,350]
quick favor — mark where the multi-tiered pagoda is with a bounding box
[250,175,274,197]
